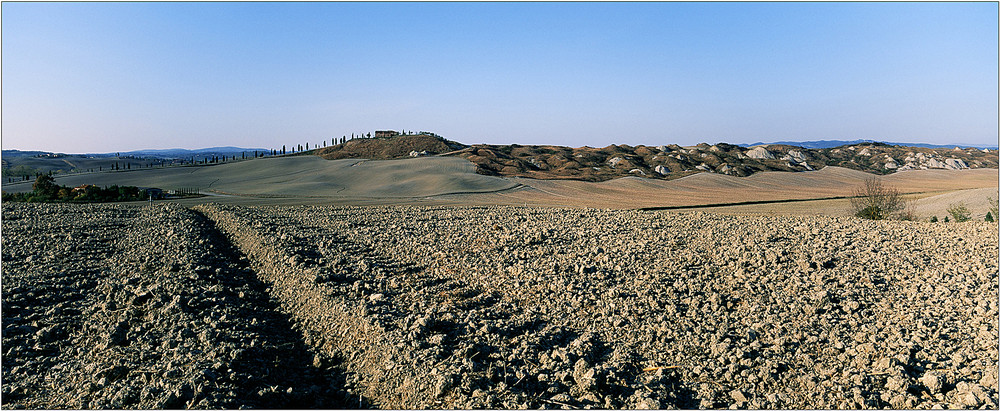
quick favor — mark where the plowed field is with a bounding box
[2,202,997,409]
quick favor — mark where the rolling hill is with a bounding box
[3,134,997,215]
[309,135,998,182]
[2,147,271,180]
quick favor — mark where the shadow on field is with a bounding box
[187,209,362,409]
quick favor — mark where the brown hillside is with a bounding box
[312,135,999,183]
[447,142,803,182]
[445,142,999,182]
[314,134,467,160]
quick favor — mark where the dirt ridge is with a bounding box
[3,202,997,409]
[194,203,426,408]
[1,203,350,408]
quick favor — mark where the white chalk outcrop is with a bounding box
[746,146,775,160]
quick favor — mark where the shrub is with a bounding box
[946,203,972,222]
[897,204,918,221]
[989,197,999,221]
[930,216,938,223]
[850,178,907,220]
[944,216,950,223]
[987,212,995,223]
[5,175,150,203]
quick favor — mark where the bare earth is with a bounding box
[2,202,997,409]
[2,154,998,409]
[1,156,996,216]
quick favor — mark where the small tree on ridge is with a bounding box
[851,177,907,220]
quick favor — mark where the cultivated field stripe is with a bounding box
[193,204,428,408]
[0,203,349,408]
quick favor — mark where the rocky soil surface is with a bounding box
[3,202,998,409]
[1,203,353,409]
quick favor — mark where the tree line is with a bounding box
[2,131,430,183]
[275,130,430,155]
[1,175,154,203]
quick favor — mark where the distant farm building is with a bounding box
[141,188,165,199]
[374,130,399,138]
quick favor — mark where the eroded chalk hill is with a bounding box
[312,136,999,182]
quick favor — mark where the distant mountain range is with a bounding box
[738,139,999,150]
[2,147,270,160]
[97,147,272,159]
[1,147,274,178]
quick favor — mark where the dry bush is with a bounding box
[897,203,918,221]
[850,177,907,220]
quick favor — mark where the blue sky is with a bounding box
[2,2,997,153]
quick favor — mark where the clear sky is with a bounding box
[2,2,997,153]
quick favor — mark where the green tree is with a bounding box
[930,216,938,223]
[946,203,972,222]
[32,174,59,198]
[986,212,994,222]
